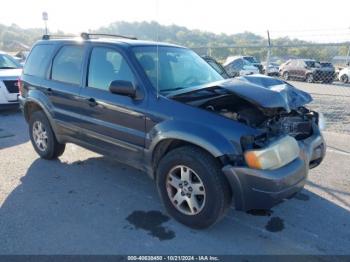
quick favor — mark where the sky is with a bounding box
[1,0,350,42]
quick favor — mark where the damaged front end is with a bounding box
[171,75,326,170]
[170,75,326,211]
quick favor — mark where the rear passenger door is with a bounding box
[78,45,147,166]
[41,44,87,138]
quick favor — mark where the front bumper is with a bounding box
[223,130,326,210]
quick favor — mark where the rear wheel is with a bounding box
[29,111,66,159]
[156,146,231,229]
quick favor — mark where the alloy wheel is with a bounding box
[32,121,48,151]
[166,165,206,216]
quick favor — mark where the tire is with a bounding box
[156,146,231,229]
[306,74,314,83]
[341,74,349,83]
[282,71,289,80]
[29,111,66,159]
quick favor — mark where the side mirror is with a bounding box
[109,80,137,98]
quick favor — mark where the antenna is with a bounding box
[156,0,160,99]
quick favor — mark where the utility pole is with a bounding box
[266,30,271,75]
[42,12,48,35]
[346,27,350,66]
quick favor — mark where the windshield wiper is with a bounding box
[161,87,186,92]
[0,67,18,69]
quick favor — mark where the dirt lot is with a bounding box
[0,81,349,255]
[290,81,350,135]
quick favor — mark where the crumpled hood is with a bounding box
[170,75,312,112]
[219,75,312,112]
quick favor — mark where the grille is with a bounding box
[3,80,19,94]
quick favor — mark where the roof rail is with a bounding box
[42,33,137,41]
[42,34,77,40]
[80,32,137,40]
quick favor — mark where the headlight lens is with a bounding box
[318,113,326,131]
[244,135,300,170]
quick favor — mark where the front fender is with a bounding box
[148,120,240,158]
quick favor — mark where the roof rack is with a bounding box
[80,32,137,40]
[42,33,137,41]
[42,34,76,40]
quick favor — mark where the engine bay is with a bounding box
[193,93,316,141]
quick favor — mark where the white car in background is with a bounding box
[338,67,350,83]
[223,56,260,77]
[0,51,22,109]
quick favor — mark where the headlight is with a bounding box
[318,113,326,131]
[244,136,300,170]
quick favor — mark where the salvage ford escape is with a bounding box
[19,33,326,229]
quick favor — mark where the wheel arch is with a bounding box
[22,95,61,143]
[149,136,237,180]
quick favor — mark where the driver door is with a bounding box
[78,45,147,166]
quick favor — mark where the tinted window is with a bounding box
[305,61,316,68]
[232,59,243,69]
[23,44,55,77]
[88,47,135,91]
[51,45,84,85]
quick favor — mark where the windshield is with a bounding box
[133,46,223,94]
[321,62,333,68]
[305,60,319,68]
[0,54,21,69]
[244,56,259,64]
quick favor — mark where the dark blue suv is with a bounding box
[19,33,326,228]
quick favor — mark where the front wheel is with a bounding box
[306,74,314,83]
[29,111,66,159]
[341,74,349,83]
[282,71,290,80]
[156,146,231,229]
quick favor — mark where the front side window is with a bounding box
[88,47,135,91]
[133,46,223,94]
[51,45,84,85]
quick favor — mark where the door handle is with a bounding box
[86,97,98,107]
[46,88,53,95]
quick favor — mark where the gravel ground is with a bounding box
[289,81,350,135]
[308,94,350,135]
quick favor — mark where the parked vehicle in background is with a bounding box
[223,56,259,77]
[241,56,263,73]
[262,62,279,76]
[0,51,22,108]
[14,51,30,65]
[19,33,325,229]
[279,59,334,83]
[202,56,229,79]
[338,67,350,83]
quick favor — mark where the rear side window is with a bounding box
[23,44,55,77]
[51,46,84,85]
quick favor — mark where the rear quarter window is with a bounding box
[23,44,56,77]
